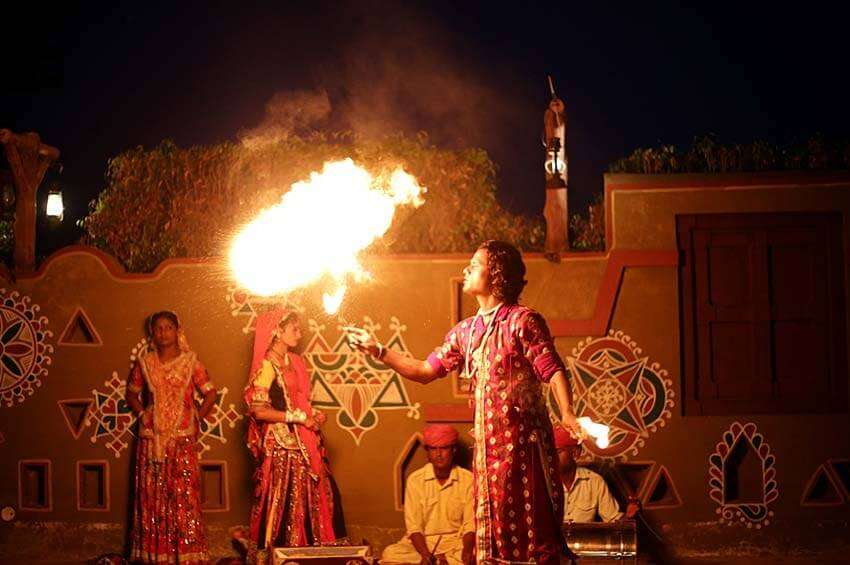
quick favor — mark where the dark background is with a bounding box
[2,0,848,252]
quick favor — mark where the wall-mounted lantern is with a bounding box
[46,187,64,221]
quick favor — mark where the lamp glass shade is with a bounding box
[46,191,64,218]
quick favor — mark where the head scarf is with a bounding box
[554,426,581,449]
[423,424,459,447]
[250,308,298,378]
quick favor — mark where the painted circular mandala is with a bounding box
[548,330,675,460]
[0,290,54,407]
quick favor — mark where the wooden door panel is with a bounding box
[678,211,847,415]
[703,322,758,400]
[702,232,753,308]
[773,320,825,410]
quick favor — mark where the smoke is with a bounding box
[241,2,526,152]
[239,89,332,148]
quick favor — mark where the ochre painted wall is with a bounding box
[1,172,849,561]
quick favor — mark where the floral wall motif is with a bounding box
[88,371,136,458]
[548,330,674,460]
[709,421,778,529]
[0,289,53,407]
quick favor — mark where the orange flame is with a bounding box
[229,159,425,312]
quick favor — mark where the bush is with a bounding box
[609,133,850,174]
[569,192,604,251]
[80,133,544,271]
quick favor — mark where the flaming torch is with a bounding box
[229,159,426,318]
[577,416,610,449]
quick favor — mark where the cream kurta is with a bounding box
[563,467,623,523]
[382,464,474,565]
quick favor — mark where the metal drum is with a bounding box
[562,520,637,562]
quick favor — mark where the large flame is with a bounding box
[229,159,425,310]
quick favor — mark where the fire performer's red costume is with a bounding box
[427,303,568,564]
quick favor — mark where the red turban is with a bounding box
[554,426,580,449]
[423,424,459,447]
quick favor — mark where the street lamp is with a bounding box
[46,187,64,221]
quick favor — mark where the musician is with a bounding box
[382,424,474,565]
[556,428,638,523]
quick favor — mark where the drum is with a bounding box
[562,520,637,562]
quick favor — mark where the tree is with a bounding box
[81,133,544,272]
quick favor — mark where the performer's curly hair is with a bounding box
[479,240,527,304]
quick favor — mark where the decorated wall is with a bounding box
[1,172,849,561]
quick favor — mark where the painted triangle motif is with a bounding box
[373,375,408,408]
[58,398,94,439]
[828,459,850,500]
[642,465,682,509]
[614,461,655,498]
[801,464,845,506]
[310,374,341,408]
[58,307,102,346]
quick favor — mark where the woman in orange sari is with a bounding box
[244,310,336,561]
[125,311,217,565]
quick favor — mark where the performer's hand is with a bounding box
[625,497,641,519]
[344,326,384,359]
[561,412,584,441]
[304,416,320,431]
[314,411,327,426]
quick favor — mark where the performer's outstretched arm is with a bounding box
[351,334,439,384]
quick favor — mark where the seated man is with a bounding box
[382,424,474,565]
[555,427,638,523]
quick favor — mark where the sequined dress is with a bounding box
[127,350,214,565]
[427,304,568,564]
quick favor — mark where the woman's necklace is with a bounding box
[464,303,502,383]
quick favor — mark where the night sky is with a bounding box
[3,1,849,250]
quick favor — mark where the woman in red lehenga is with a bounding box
[351,240,582,565]
[125,311,218,565]
[244,309,336,563]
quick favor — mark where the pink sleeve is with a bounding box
[518,312,566,383]
[426,323,466,378]
[192,361,216,394]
